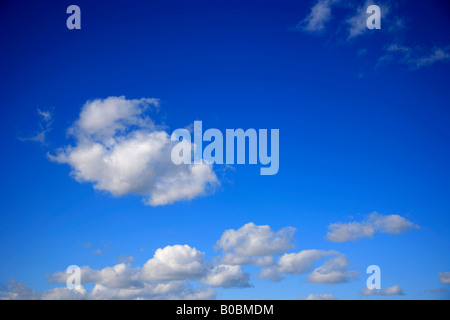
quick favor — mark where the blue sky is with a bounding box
[0,0,449,299]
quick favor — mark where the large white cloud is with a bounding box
[142,245,208,281]
[326,212,418,242]
[215,222,296,266]
[50,96,219,206]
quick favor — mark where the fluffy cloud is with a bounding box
[0,280,41,300]
[260,250,358,284]
[50,263,142,289]
[215,222,296,266]
[260,250,331,282]
[50,96,219,206]
[307,254,359,284]
[216,223,359,285]
[439,272,450,285]
[1,279,215,300]
[360,284,404,297]
[201,265,251,289]
[142,245,208,281]
[0,221,378,300]
[326,212,418,242]
[1,243,251,300]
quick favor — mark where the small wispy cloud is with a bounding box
[19,109,53,145]
[298,0,338,33]
[360,284,405,296]
[423,288,446,295]
[300,293,337,300]
[92,249,104,255]
[346,1,388,39]
[298,1,448,72]
[118,255,135,263]
[439,272,450,284]
[378,44,450,69]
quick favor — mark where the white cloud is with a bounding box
[50,263,142,289]
[360,284,404,296]
[439,272,450,285]
[2,243,251,300]
[140,245,250,288]
[259,249,331,282]
[201,265,251,288]
[215,222,296,266]
[378,44,450,69]
[45,244,250,299]
[1,280,216,300]
[301,293,337,300]
[0,221,375,299]
[142,245,208,281]
[89,282,216,300]
[299,0,338,32]
[259,250,358,284]
[50,96,219,206]
[0,280,41,300]
[326,212,418,242]
[307,254,359,284]
[346,1,389,39]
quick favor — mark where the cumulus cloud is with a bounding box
[326,212,418,242]
[142,245,208,281]
[439,272,450,285]
[201,265,251,289]
[49,96,219,206]
[2,243,251,300]
[301,293,337,300]
[1,279,215,300]
[360,284,404,297]
[307,254,359,284]
[260,249,332,282]
[50,263,142,289]
[0,280,41,300]
[0,222,368,299]
[260,250,358,284]
[215,222,296,266]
